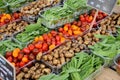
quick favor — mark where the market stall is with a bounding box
[0,0,120,80]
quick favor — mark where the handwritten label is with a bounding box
[87,0,117,14]
[0,55,15,80]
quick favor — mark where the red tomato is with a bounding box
[23,47,30,54]
[72,21,77,25]
[56,35,60,41]
[32,48,39,55]
[42,43,48,51]
[85,15,89,22]
[80,16,86,22]
[19,61,25,67]
[51,30,57,36]
[43,34,48,40]
[35,43,42,49]
[5,52,12,58]
[64,23,71,28]
[28,44,35,51]
[81,27,86,32]
[18,53,24,60]
[46,38,51,44]
[56,41,61,45]
[16,63,20,67]
[59,28,63,32]
[7,56,13,62]
[52,41,56,45]
[0,22,5,26]
[4,19,10,23]
[13,13,19,19]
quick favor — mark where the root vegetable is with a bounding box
[36,52,42,61]
[24,73,31,79]
[42,55,48,61]
[64,53,74,58]
[47,55,53,61]
[53,59,58,65]
[23,67,29,72]
[54,52,59,58]
[16,72,24,80]
[40,64,45,69]
[60,57,65,64]
[42,68,51,74]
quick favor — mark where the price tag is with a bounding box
[0,55,15,80]
[87,0,117,14]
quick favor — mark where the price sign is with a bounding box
[87,0,117,14]
[0,55,15,80]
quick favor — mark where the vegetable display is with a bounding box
[40,52,104,80]
[0,0,120,80]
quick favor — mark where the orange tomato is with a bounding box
[11,62,15,66]
[6,14,11,20]
[71,25,79,30]
[73,31,83,35]
[68,30,72,35]
[34,37,39,42]
[12,48,20,58]
[49,44,55,50]
[60,37,65,43]
[48,33,52,38]
[39,36,43,41]
[64,25,69,31]
[22,56,28,63]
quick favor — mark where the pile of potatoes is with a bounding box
[17,62,52,80]
[41,40,87,68]
[21,0,61,17]
[0,20,28,37]
[99,13,120,34]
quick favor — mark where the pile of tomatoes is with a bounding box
[0,12,21,27]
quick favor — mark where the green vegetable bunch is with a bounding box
[0,0,34,13]
[39,52,103,80]
[16,18,49,43]
[42,5,74,21]
[0,39,23,56]
[89,27,120,61]
[64,0,87,10]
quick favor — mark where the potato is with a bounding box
[60,57,65,64]
[40,64,45,69]
[42,68,51,74]
[36,52,42,61]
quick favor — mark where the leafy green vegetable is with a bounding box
[64,0,87,10]
[39,52,103,80]
[0,39,23,56]
[16,19,49,43]
[89,33,120,60]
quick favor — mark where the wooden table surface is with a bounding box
[95,68,120,80]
